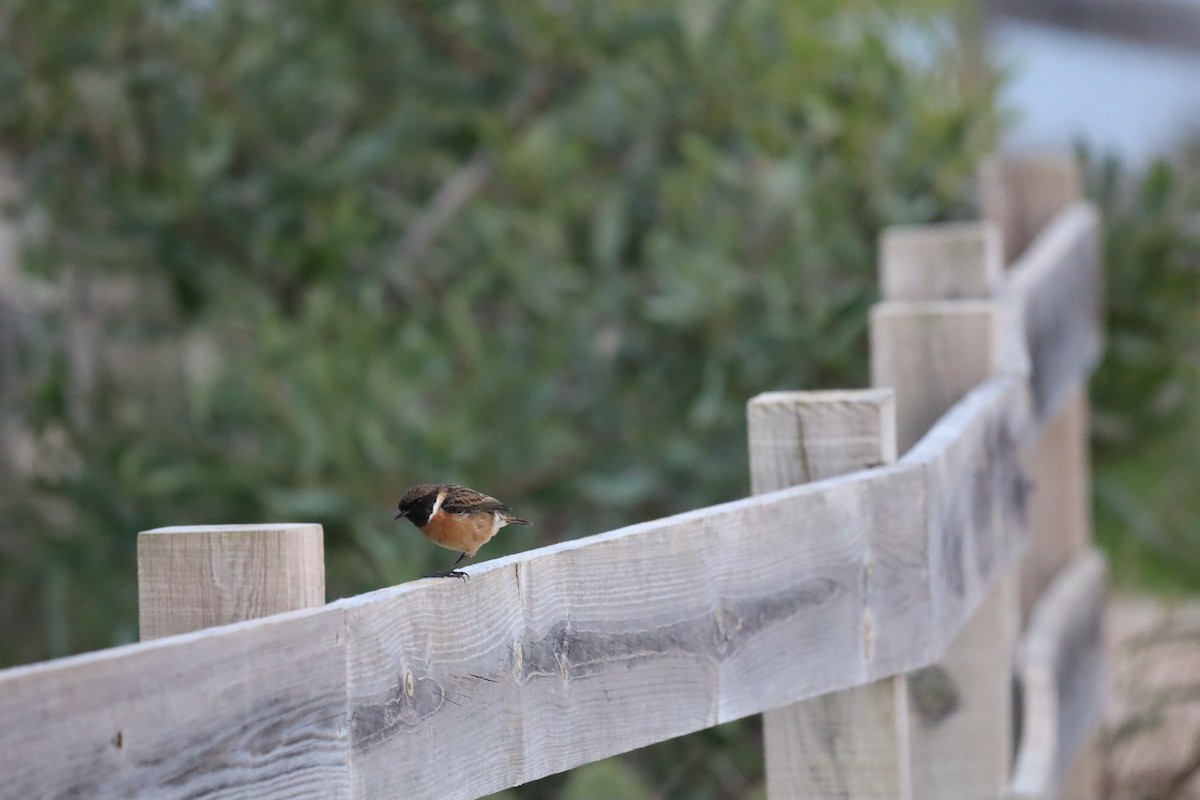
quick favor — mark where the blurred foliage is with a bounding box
[0,0,1001,796]
[1086,142,1200,593]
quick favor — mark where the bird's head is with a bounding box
[394,484,441,527]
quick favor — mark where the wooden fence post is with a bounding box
[982,154,1103,800]
[979,155,1082,263]
[871,221,1022,800]
[1008,550,1107,800]
[979,154,1092,622]
[1019,390,1092,620]
[137,523,326,640]
[1031,390,1102,800]
[749,389,911,799]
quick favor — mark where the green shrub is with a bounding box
[1086,143,1200,591]
[0,0,999,666]
[1,1,999,795]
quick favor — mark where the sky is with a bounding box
[993,21,1200,165]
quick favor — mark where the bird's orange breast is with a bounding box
[420,510,498,556]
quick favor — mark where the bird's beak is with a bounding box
[394,509,406,520]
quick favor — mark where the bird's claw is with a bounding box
[422,569,469,581]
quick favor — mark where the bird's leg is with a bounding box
[423,552,469,580]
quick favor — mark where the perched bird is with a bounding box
[394,483,531,579]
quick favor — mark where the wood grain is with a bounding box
[1008,549,1108,800]
[0,374,1078,800]
[979,155,1082,264]
[909,573,1020,798]
[870,302,999,453]
[879,206,1102,440]
[748,389,897,489]
[138,523,326,640]
[899,382,1029,795]
[767,680,912,800]
[901,377,1033,643]
[879,222,1003,302]
[874,220,1028,800]
[1020,389,1092,622]
[342,468,929,800]
[0,607,350,800]
[750,390,912,800]
[1003,204,1103,424]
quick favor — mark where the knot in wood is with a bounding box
[910,665,959,725]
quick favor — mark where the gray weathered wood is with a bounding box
[900,384,1029,792]
[870,302,999,453]
[750,390,912,800]
[767,681,913,800]
[875,223,1029,800]
[979,155,1082,264]
[880,222,1003,302]
[138,523,326,640]
[1008,549,1108,800]
[1002,204,1103,424]
[909,573,1021,798]
[903,394,1026,800]
[0,368,1077,800]
[343,467,928,800]
[901,377,1033,643]
[748,390,898,489]
[0,607,351,800]
[1020,389,1092,621]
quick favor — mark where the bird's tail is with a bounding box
[503,514,531,526]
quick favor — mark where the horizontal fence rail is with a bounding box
[1009,549,1108,800]
[0,157,1109,800]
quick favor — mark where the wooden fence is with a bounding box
[0,155,1107,800]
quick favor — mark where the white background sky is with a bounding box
[992,21,1200,165]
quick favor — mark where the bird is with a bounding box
[394,483,531,579]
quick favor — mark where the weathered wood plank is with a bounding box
[1020,389,1092,621]
[750,390,912,800]
[0,608,350,800]
[2,451,1002,800]
[748,389,897,488]
[902,377,1034,641]
[879,222,1003,302]
[138,523,326,640]
[0,369,1068,800]
[0,296,1096,800]
[341,468,928,800]
[979,155,1082,264]
[1008,549,1108,800]
[875,216,1036,636]
[875,213,1031,800]
[870,302,999,453]
[1003,204,1103,424]
[908,573,1021,798]
[767,681,913,800]
[1029,393,1101,800]
[903,381,1028,799]
[898,381,1029,794]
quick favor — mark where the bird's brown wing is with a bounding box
[440,484,510,515]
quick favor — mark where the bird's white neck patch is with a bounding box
[429,489,446,519]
